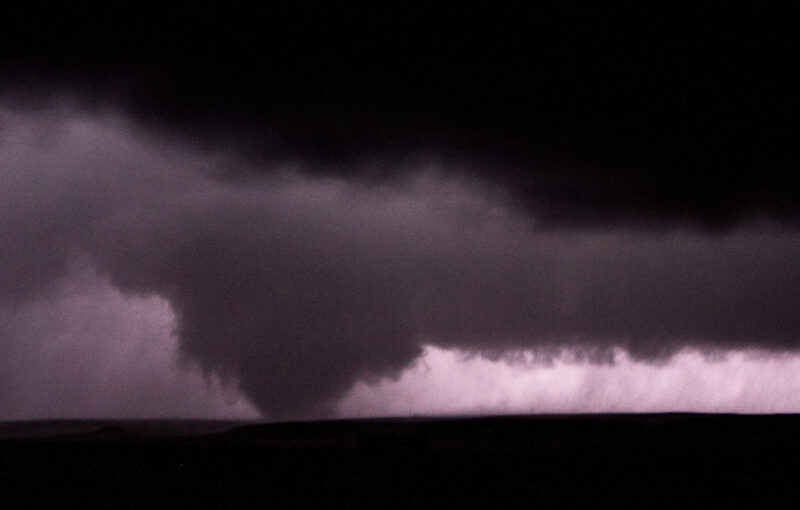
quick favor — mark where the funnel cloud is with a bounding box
[2,5,799,420]
[3,105,800,419]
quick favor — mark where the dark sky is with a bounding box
[2,4,800,420]
[3,3,798,225]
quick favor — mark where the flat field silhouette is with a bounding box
[2,414,797,507]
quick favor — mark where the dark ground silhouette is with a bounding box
[1,414,798,507]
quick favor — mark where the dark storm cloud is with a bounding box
[3,105,800,420]
[2,3,798,227]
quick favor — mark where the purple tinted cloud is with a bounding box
[0,259,258,419]
[341,346,800,416]
[3,103,800,420]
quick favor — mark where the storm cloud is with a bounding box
[0,258,259,420]
[3,103,800,419]
[3,4,799,228]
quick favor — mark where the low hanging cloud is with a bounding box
[3,103,800,420]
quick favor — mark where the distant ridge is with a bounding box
[3,413,798,449]
[0,419,247,440]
